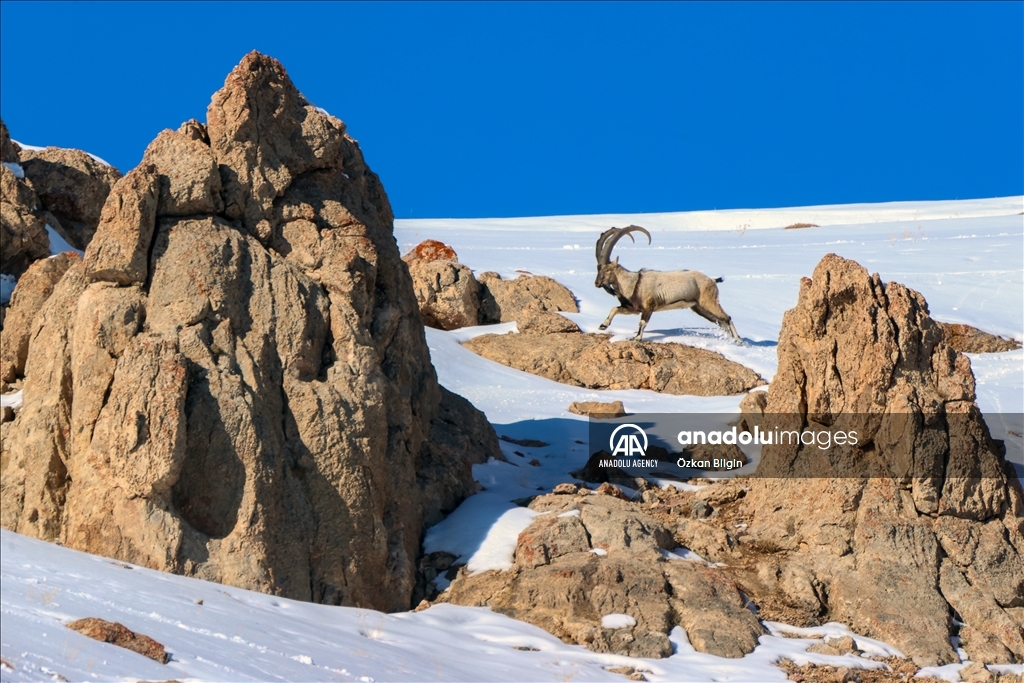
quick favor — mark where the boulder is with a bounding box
[405,259,481,330]
[20,146,122,250]
[66,617,169,664]
[939,559,1024,661]
[567,401,626,418]
[937,322,1021,354]
[405,239,458,263]
[0,51,500,612]
[400,244,583,332]
[83,165,159,285]
[736,390,768,431]
[464,332,764,396]
[716,254,1024,666]
[439,492,765,659]
[401,240,481,330]
[140,120,224,216]
[478,271,578,323]
[0,163,50,275]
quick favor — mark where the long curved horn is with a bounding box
[595,228,620,265]
[600,225,651,264]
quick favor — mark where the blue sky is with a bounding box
[1,2,1021,218]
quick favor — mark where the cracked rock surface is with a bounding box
[0,52,500,612]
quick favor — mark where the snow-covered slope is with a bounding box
[396,197,1023,417]
[1,529,923,682]
[2,197,1022,682]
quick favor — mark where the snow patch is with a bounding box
[764,621,906,659]
[11,139,45,152]
[46,224,83,257]
[665,547,708,563]
[465,506,539,574]
[1,390,23,410]
[84,151,113,167]
[10,139,112,167]
[3,161,24,178]
[601,614,637,629]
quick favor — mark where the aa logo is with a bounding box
[609,424,648,457]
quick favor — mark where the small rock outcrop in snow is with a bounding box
[464,332,765,396]
[478,270,579,325]
[0,52,500,612]
[65,617,169,664]
[936,321,1022,354]
[567,400,626,418]
[439,488,766,659]
[401,239,581,332]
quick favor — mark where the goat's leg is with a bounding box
[693,283,741,342]
[692,304,742,343]
[634,311,653,341]
[599,306,635,330]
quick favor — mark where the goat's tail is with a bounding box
[714,277,724,283]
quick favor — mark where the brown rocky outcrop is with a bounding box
[66,618,169,664]
[0,252,78,388]
[1,119,20,163]
[0,51,500,612]
[937,322,1021,354]
[402,241,480,330]
[406,239,457,263]
[140,120,224,216]
[20,147,122,250]
[478,271,579,324]
[464,332,764,396]
[400,241,581,332]
[438,490,766,659]
[683,254,1024,667]
[1,160,50,276]
[568,400,626,418]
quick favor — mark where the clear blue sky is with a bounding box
[1,1,1021,218]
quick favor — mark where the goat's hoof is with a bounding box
[598,325,608,330]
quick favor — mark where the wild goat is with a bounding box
[594,226,741,342]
